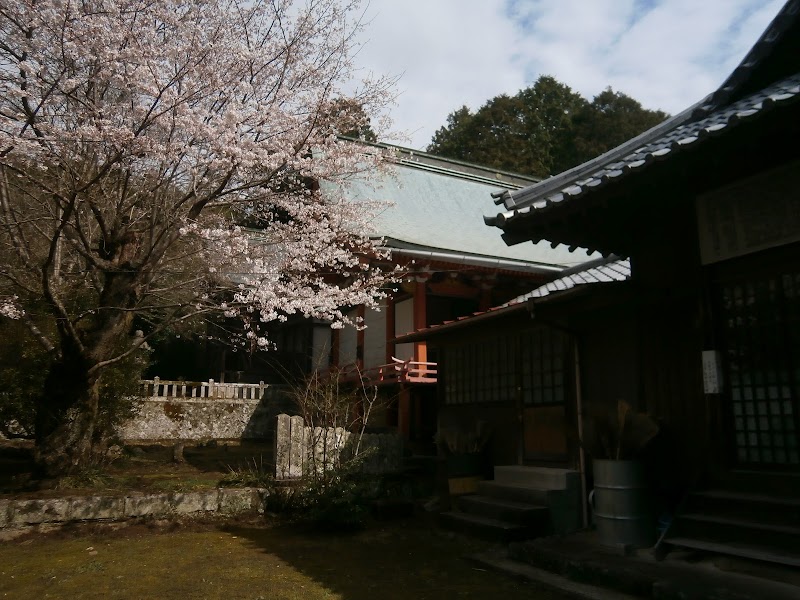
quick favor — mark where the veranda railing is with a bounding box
[337,357,438,384]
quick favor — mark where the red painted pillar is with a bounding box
[413,277,427,363]
[399,278,428,439]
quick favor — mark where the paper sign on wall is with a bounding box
[702,350,723,394]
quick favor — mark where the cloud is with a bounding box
[354,0,786,150]
[355,0,525,148]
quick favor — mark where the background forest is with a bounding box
[427,75,668,178]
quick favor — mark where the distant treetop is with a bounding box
[427,75,668,178]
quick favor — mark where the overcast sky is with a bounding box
[352,0,785,150]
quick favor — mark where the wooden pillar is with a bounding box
[413,277,427,363]
[398,386,411,438]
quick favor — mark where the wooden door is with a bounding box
[520,327,570,462]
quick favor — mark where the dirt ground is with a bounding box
[0,516,570,600]
[0,440,273,499]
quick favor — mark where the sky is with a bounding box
[352,0,785,150]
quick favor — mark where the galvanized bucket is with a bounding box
[592,459,656,548]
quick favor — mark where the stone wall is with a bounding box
[119,385,294,441]
[274,414,403,479]
[0,488,264,533]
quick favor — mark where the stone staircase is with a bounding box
[658,488,800,567]
[439,465,582,542]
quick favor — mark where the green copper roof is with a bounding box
[327,145,594,270]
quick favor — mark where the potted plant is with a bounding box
[583,400,660,549]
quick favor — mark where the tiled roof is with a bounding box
[487,72,800,228]
[324,143,596,270]
[393,256,629,342]
[502,257,630,305]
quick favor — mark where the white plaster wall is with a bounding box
[338,308,359,366]
[363,305,387,369]
[311,325,332,371]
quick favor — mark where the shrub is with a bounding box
[237,451,382,531]
[220,455,273,488]
[297,451,381,531]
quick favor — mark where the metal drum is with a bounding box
[592,459,656,548]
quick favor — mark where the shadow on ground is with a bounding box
[223,516,568,600]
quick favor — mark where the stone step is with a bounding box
[438,511,533,543]
[684,490,800,532]
[679,512,800,536]
[692,489,800,507]
[457,494,550,528]
[477,480,550,505]
[509,534,800,600]
[494,466,579,490]
[664,517,800,567]
[664,536,800,568]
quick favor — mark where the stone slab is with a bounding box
[9,498,71,526]
[0,499,9,528]
[124,493,173,518]
[0,487,267,530]
[218,488,255,515]
[69,496,125,521]
[170,490,219,514]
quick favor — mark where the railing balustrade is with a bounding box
[140,378,268,401]
[140,357,436,403]
[336,357,438,385]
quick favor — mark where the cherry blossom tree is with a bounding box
[0,0,396,476]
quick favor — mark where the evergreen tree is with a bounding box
[427,76,667,178]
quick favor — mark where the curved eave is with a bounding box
[486,73,800,236]
[385,244,565,275]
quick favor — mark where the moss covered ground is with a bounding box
[0,441,273,498]
[0,517,570,599]
[0,442,572,598]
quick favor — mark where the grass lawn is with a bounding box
[0,517,570,599]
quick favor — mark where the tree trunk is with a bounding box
[34,355,105,478]
[34,271,139,477]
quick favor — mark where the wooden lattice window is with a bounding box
[720,273,800,467]
[443,336,515,405]
[520,327,567,406]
